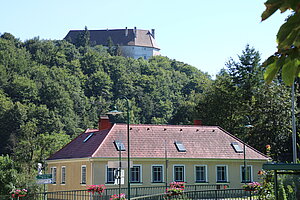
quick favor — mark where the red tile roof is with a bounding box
[48,124,268,161]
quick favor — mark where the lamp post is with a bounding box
[244,124,253,183]
[118,143,122,200]
[107,97,131,200]
[291,82,297,163]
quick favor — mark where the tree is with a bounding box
[107,36,115,56]
[245,83,292,160]
[0,155,19,195]
[0,32,215,183]
[0,37,31,76]
[262,0,300,85]
[227,44,263,101]
[196,46,292,160]
[75,26,90,48]
[85,70,112,98]
[196,69,242,132]
[80,48,104,75]
[114,44,122,56]
[6,75,39,103]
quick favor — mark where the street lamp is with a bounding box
[243,124,253,183]
[291,82,297,163]
[107,97,131,200]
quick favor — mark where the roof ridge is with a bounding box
[114,123,218,128]
[91,123,116,157]
[69,28,149,32]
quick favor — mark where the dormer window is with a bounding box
[174,141,186,152]
[114,140,126,151]
[231,142,243,153]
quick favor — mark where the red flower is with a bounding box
[257,170,264,175]
[87,185,106,195]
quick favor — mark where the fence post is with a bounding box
[43,191,47,200]
[215,189,218,200]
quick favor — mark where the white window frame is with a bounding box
[240,165,253,183]
[81,165,87,185]
[151,164,164,183]
[194,165,208,183]
[131,165,142,183]
[106,165,117,184]
[50,167,57,184]
[173,165,185,182]
[216,165,228,183]
[61,166,66,184]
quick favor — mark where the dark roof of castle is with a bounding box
[47,124,269,161]
[64,28,160,49]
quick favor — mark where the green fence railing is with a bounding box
[132,189,256,200]
[1,184,232,200]
[31,188,257,200]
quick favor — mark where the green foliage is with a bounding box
[261,0,300,85]
[0,32,212,192]
[278,181,288,200]
[278,172,300,199]
[0,155,19,195]
[107,36,115,56]
[74,26,90,48]
[196,45,292,160]
[257,170,275,199]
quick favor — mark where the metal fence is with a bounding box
[132,189,257,200]
[2,184,249,200]
[31,189,258,200]
[31,184,229,200]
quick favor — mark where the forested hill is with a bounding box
[0,32,211,156]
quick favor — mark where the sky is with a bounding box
[0,0,291,77]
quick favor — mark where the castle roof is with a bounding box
[65,28,160,49]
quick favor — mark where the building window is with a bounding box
[173,165,185,182]
[131,165,142,183]
[81,165,87,184]
[106,167,117,184]
[61,166,66,184]
[152,165,163,183]
[216,165,228,182]
[50,167,57,184]
[195,165,207,182]
[240,165,252,183]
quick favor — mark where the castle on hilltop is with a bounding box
[65,27,160,60]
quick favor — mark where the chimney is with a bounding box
[125,27,128,36]
[193,120,202,126]
[151,29,155,39]
[98,115,113,130]
[134,27,137,38]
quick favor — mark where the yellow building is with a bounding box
[47,116,269,192]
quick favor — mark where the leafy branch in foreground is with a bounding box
[262,0,300,85]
